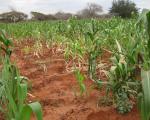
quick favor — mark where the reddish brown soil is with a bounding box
[1,42,140,120]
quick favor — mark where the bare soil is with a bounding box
[1,41,140,120]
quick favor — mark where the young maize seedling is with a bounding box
[75,69,86,96]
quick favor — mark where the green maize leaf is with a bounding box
[0,32,13,47]
[137,9,149,26]
[75,69,86,96]
[146,12,150,38]
[0,33,5,44]
[80,84,86,94]
[85,32,94,41]
[140,70,150,120]
[18,83,28,110]
[18,105,32,120]
[19,102,43,120]
[7,90,17,118]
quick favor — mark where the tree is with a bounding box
[55,11,73,20]
[110,0,138,18]
[77,3,103,18]
[0,11,28,23]
[31,12,56,21]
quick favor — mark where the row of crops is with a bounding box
[0,9,150,120]
[0,32,42,119]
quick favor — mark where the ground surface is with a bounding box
[1,41,140,120]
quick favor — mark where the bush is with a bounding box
[31,12,56,21]
[0,11,28,23]
[55,11,73,20]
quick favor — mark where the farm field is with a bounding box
[10,41,140,120]
[0,15,150,120]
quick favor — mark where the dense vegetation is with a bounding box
[110,0,138,18]
[0,31,43,120]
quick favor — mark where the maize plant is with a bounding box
[84,19,102,81]
[0,31,43,120]
[106,40,141,114]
